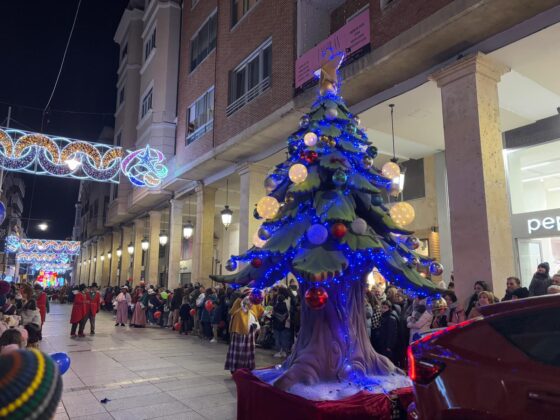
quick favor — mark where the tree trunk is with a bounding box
[274,278,397,390]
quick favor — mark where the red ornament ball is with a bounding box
[189,308,196,317]
[301,150,318,164]
[331,223,348,239]
[305,286,329,310]
[174,322,181,331]
[249,289,264,305]
[204,300,214,312]
[251,258,263,268]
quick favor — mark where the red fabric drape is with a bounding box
[233,369,413,420]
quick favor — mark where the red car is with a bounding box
[408,294,560,419]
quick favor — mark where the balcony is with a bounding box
[226,76,271,117]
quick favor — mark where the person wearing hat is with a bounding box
[80,283,101,335]
[115,286,131,327]
[33,283,48,327]
[529,262,552,297]
[0,348,63,420]
[70,285,87,338]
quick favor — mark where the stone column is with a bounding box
[434,152,454,283]
[89,243,96,286]
[120,226,132,286]
[102,232,112,286]
[109,230,121,286]
[132,219,145,285]
[192,186,216,287]
[431,52,514,301]
[95,238,103,286]
[147,211,161,287]
[167,199,184,289]
[238,163,268,253]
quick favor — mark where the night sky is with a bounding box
[0,0,128,239]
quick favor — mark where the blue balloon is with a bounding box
[50,352,71,375]
[0,201,5,225]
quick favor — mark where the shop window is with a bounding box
[401,158,425,201]
[141,88,153,119]
[186,87,214,144]
[231,0,259,27]
[227,38,271,116]
[190,12,217,71]
[144,27,156,61]
[506,140,560,214]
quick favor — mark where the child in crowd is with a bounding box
[0,328,24,355]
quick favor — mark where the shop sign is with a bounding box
[511,209,560,238]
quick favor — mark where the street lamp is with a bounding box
[100,255,105,262]
[159,232,168,246]
[93,257,97,263]
[183,222,194,240]
[127,242,134,255]
[116,247,122,258]
[107,252,111,260]
[141,237,149,251]
[37,222,48,231]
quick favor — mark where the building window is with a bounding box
[144,27,156,61]
[121,43,128,61]
[118,87,125,106]
[141,88,153,119]
[186,87,214,144]
[231,0,259,27]
[190,12,217,71]
[227,38,271,116]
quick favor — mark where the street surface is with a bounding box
[40,303,277,420]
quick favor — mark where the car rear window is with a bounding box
[489,307,560,367]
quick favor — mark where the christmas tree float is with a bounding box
[211,50,444,399]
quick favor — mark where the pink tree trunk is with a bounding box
[274,278,397,390]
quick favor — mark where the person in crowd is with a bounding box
[195,286,206,335]
[201,288,218,339]
[146,289,157,324]
[115,286,131,326]
[529,262,552,296]
[170,287,183,328]
[366,290,382,346]
[225,289,264,373]
[70,285,87,337]
[386,286,403,317]
[34,283,48,326]
[20,283,34,304]
[288,279,299,299]
[447,281,455,292]
[104,286,114,311]
[0,328,24,355]
[465,280,489,318]
[552,273,560,286]
[468,290,495,319]
[179,292,192,335]
[211,288,226,342]
[1,294,17,315]
[376,300,400,364]
[81,283,101,335]
[272,287,292,358]
[502,277,522,301]
[511,287,530,300]
[406,298,432,343]
[130,286,148,328]
[547,285,560,294]
[430,298,448,329]
[20,299,41,328]
[443,292,465,325]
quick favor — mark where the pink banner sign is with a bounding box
[295,10,371,89]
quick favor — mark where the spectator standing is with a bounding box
[170,288,183,328]
[195,286,206,335]
[80,283,101,335]
[272,287,291,358]
[511,287,530,300]
[468,291,495,319]
[465,281,489,318]
[444,292,465,325]
[502,277,522,301]
[130,286,148,328]
[201,288,217,339]
[376,300,399,364]
[115,286,131,326]
[34,284,48,326]
[529,262,552,296]
[406,298,432,343]
[70,285,87,337]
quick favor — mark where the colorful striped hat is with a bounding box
[0,349,63,420]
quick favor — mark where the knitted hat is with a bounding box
[0,349,63,420]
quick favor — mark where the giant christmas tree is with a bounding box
[211,51,444,394]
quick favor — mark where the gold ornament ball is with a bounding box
[252,231,267,248]
[304,132,318,147]
[328,138,337,147]
[256,196,281,219]
[289,163,308,184]
[389,202,415,227]
[381,161,401,180]
[319,135,331,144]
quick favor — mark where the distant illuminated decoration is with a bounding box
[0,128,167,188]
[6,236,80,272]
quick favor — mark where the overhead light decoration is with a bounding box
[100,255,105,262]
[127,242,134,255]
[159,232,168,246]
[0,128,168,187]
[221,179,233,230]
[116,247,122,258]
[107,252,112,259]
[141,237,149,251]
[381,104,406,197]
[37,222,48,231]
[183,222,194,240]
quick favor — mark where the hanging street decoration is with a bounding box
[5,236,80,271]
[0,128,168,188]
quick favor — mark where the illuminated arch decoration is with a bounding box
[0,128,168,188]
[5,235,21,253]
[19,239,80,255]
[16,253,65,264]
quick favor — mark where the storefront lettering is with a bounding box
[527,216,560,234]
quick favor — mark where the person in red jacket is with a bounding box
[34,284,48,326]
[79,283,101,336]
[70,285,87,338]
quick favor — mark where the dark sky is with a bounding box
[0,0,128,240]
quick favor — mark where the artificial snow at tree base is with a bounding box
[211,50,445,412]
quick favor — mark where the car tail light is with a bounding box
[407,346,445,385]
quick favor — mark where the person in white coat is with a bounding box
[406,298,432,343]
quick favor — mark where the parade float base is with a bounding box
[233,368,414,420]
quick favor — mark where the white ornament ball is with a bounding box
[325,107,338,120]
[351,218,368,235]
[289,163,308,184]
[381,161,401,180]
[252,231,267,248]
[256,196,280,220]
[303,132,318,147]
[306,224,328,245]
[389,202,415,227]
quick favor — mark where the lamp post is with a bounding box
[107,251,112,286]
[141,237,149,280]
[116,246,122,287]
